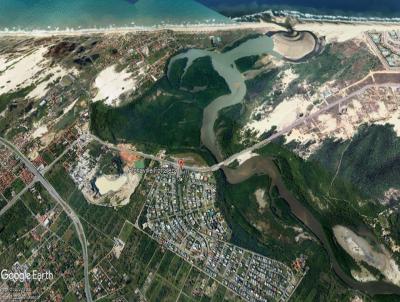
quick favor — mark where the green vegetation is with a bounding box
[292,42,380,85]
[21,183,54,215]
[388,212,400,245]
[88,141,102,158]
[146,274,180,302]
[2,178,25,200]
[258,143,380,228]
[312,124,400,198]
[180,56,230,107]
[215,144,376,300]
[219,173,299,262]
[90,56,229,150]
[0,200,36,249]
[98,151,123,175]
[53,105,79,130]
[118,220,134,243]
[245,68,280,101]
[169,58,188,88]
[46,164,120,266]
[234,55,259,73]
[0,85,35,112]
[256,143,386,279]
[64,292,79,302]
[148,47,168,65]
[214,104,245,158]
[0,195,7,210]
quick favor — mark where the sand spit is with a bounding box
[351,265,378,282]
[272,31,317,61]
[333,225,400,286]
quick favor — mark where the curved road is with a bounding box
[0,137,93,302]
[1,77,398,302]
[91,81,400,173]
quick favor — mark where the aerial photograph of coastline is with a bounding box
[1,0,400,301]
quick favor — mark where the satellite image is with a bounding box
[1,1,400,301]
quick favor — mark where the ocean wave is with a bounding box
[234,9,400,23]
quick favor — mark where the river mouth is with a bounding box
[223,155,400,296]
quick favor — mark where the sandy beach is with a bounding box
[294,22,400,42]
[0,19,400,39]
[0,22,284,37]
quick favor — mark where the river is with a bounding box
[224,156,400,295]
[168,35,280,160]
[167,34,400,295]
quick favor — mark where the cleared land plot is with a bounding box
[118,220,134,243]
[146,275,180,302]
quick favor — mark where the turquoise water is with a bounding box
[0,0,231,31]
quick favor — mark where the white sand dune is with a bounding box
[93,65,137,106]
[246,96,312,137]
[27,67,70,100]
[0,47,47,94]
[0,46,77,100]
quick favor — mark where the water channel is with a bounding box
[168,34,400,296]
[168,35,280,160]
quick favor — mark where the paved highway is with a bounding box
[91,82,400,173]
[0,137,93,302]
[0,79,397,302]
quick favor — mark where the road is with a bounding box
[0,77,398,301]
[91,81,400,173]
[0,137,93,302]
[0,180,36,217]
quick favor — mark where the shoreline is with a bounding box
[234,9,400,24]
[1,17,400,38]
[0,22,284,37]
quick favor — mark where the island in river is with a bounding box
[3,12,400,301]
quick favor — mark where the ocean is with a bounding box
[0,0,230,31]
[0,0,400,31]
[200,0,400,18]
